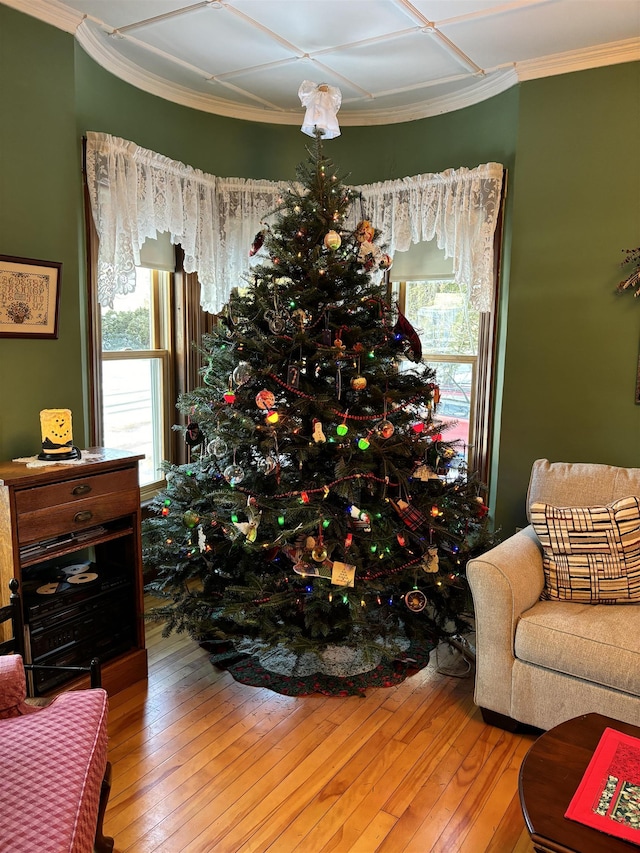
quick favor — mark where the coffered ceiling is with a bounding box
[5,0,640,126]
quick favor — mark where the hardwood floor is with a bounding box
[104,620,538,852]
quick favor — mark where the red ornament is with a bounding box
[391,499,429,532]
[249,228,267,256]
[301,491,310,504]
[476,497,489,517]
[412,422,425,434]
[393,309,422,362]
[223,391,236,404]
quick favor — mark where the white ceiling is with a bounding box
[6,0,640,126]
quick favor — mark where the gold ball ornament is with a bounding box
[182,510,200,529]
[351,375,367,391]
[323,230,341,250]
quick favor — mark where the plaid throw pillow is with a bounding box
[530,496,640,603]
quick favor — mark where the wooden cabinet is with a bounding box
[0,448,148,696]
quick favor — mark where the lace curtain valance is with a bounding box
[85,131,503,313]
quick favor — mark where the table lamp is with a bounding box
[38,408,81,461]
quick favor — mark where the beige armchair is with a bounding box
[467,459,640,731]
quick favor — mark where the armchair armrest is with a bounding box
[0,655,30,718]
[467,526,544,718]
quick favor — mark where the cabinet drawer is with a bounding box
[14,468,137,514]
[16,488,140,544]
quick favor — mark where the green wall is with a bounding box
[0,6,85,458]
[1,4,638,534]
[493,63,640,533]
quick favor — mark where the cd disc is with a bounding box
[37,583,61,595]
[62,563,91,576]
[67,572,99,585]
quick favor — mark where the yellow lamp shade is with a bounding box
[38,409,81,460]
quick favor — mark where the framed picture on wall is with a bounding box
[0,255,62,339]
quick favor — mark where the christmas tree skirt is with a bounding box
[204,638,434,697]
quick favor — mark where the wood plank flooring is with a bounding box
[104,620,537,852]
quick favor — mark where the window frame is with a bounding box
[98,269,174,500]
[388,196,504,493]
[83,159,215,498]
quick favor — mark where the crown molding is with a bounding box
[1,0,83,33]
[340,69,520,126]
[516,37,640,81]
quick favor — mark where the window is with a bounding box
[398,278,478,467]
[390,236,499,487]
[100,268,172,496]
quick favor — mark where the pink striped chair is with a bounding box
[0,654,113,853]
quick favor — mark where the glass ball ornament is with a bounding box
[377,420,395,439]
[208,438,228,458]
[223,390,236,404]
[312,545,328,562]
[323,230,341,250]
[257,455,277,475]
[336,422,349,437]
[182,509,200,529]
[357,436,370,450]
[265,410,279,425]
[232,361,253,386]
[223,464,245,485]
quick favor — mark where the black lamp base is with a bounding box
[37,446,82,462]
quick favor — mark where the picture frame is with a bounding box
[0,255,62,339]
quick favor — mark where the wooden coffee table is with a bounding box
[519,712,640,852]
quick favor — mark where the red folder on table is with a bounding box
[565,726,640,845]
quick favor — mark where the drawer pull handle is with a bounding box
[74,510,93,524]
[72,484,92,496]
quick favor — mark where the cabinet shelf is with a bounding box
[19,522,135,569]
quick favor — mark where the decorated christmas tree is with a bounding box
[143,136,495,670]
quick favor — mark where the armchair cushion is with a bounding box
[530,496,640,603]
[515,599,640,695]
